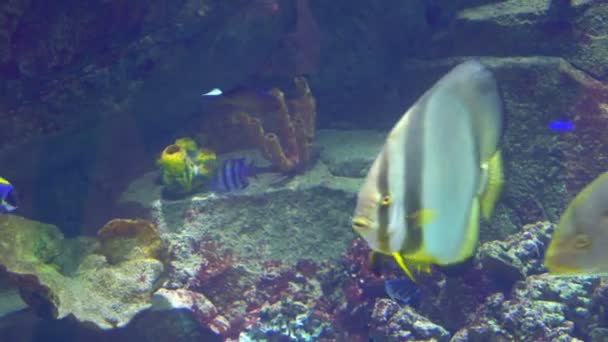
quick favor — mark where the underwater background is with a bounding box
[0,0,608,341]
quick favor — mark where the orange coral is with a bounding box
[234,76,316,173]
[200,77,316,172]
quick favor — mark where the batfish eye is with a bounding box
[352,217,370,231]
[380,195,392,206]
[574,233,592,249]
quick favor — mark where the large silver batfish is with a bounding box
[352,60,505,280]
[545,170,608,275]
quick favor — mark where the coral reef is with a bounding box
[0,215,166,329]
[370,299,450,342]
[156,137,216,196]
[203,76,317,173]
[151,288,230,336]
[3,0,607,241]
[475,221,552,286]
[241,299,332,341]
[4,0,608,340]
[450,274,599,341]
[97,218,166,264]
[112,156,367,340]
[337,221,608,341]
[235,77,316,173]
[115,131,608,341]
[7,130,608,340]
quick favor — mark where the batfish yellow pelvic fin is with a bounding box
[408,208,435,227]
[480,150,504,220]
[456,196,481,261]
[392,252,417,282]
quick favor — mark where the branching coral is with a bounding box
[234,76,316,173]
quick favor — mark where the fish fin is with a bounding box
[456,196,480,261]
[392,252,417,282]
[480,150,504,220]
[408,208,435,227]
[0,177,9,185]
[402,248,434,274]
[544,257,582,274]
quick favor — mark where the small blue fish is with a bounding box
[0,177,17,213]
[384,277,421,305]
[548,120,574,131]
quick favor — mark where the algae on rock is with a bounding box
[0,215,166,329]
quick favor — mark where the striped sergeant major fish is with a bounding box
[352,60,505,281]
[211,158,251,192]
[210,158,277,193]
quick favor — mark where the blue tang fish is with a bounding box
[384,277,421,305]
[0,177,18,213]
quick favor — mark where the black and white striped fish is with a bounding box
[352,60,505,280]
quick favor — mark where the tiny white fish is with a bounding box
[202,88,223,96]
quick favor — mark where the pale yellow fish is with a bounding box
[352,60,505,279]
[544,171,608,275]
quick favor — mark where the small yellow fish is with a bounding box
[544,171,608,275]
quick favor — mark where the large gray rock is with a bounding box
[370,299,450,342]
[428,0,607,79]
[317,129,386,178]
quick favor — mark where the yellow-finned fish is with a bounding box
[352,60,505,280]
[0,177,18,213]
[544,171,608,275]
